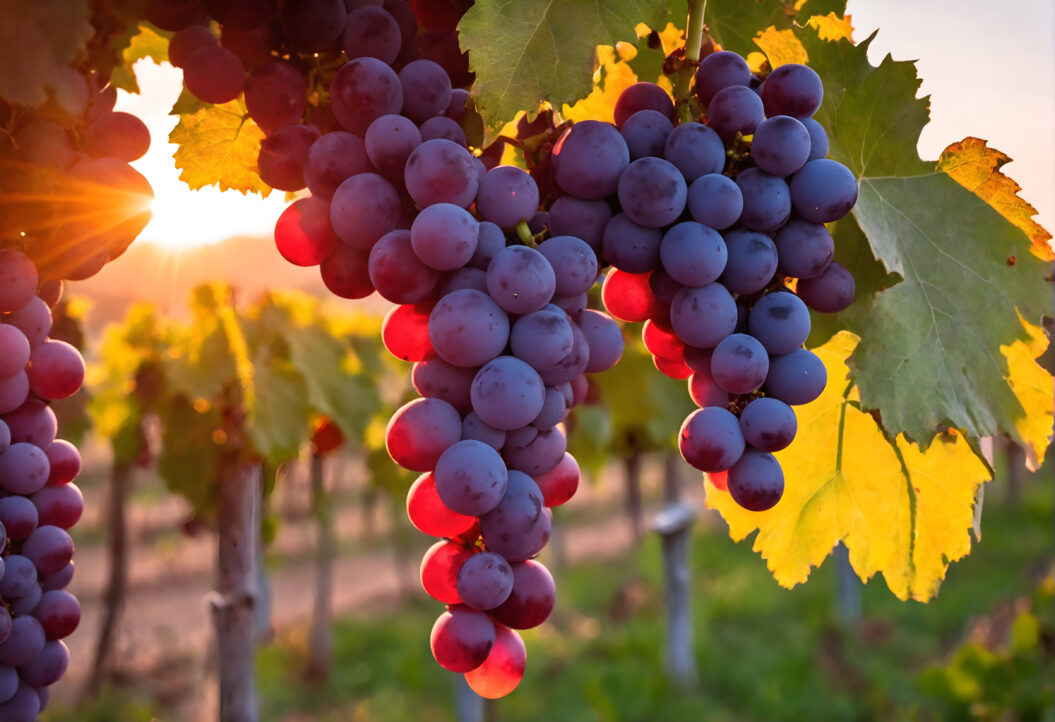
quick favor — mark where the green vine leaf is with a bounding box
[779,29,1052,446]
[458,0,670,129]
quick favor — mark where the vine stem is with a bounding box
[674,0,708,124]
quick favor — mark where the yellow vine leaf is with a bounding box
[562,45,639,124]
[752,27,807,68]
[1002,316,1054,469]
[706,331,991,602]
[937,137,1054,261]
[170,99,270,195]
[807,13,854,43]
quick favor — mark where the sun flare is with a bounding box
[114,60,287,250]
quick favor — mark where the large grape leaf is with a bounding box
[457,0,669,128]
[0,0,93,111]
[170,100,270,195]
[765,29,1053,447]
[706,332,991,602]
[246,351,311,466]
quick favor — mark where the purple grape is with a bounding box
[660,221,727,287]
[0,497,37,540]
[0,442,50,495]
[739,397,797,452]
[244,60,307,134]
[613,82,674,128]
[503,425,566,476]
[419,115,467,145]
[748,291,811,355]
[3,399,57,447]
[711,333,769,394]
[669,283,738,349]
[41,562,74,592]
[491,560,556,629]
[801,117,829,161]
[765,348,827,405]
[536,236,598,296]
[617,157,688,228]
[510,307,574,371]
[206,0,276,30]
[620,109,674,160]
[366,229,438,304]
[662,122,726,182]
[385,398,462,472]
[576,309,623,374]
[410,203,479,271]
[694,50,751,105]
[10,583,42,615]
[258,124,320,192]
[476,166,540,231]
[760,63,823,118]
[0,372,29,416]
[706,85,765,143]
[399,59,453,123]
[22,525,74,575]
[0,680,40,721]
[428,289,510,368]
[439,267,488,296]
[0,325,30,377]
[18,640,68,687]
[404,139,480,208]
[329,172,404,251]
[0,555,37,600]
[0,665,15,705]
[304,131,372,200]
[479,471,550,562]
[789,159,858,223]
[0,616,45,666]
[330,57,404,135]
[720,229,779,295]
[679,407,745,472]
[751,115,811,177]
[735,167,791,232]
[281,0,347,51]
[461,412,506,450]
[774,220,834,279]
[433,440,509,516]
[552,120,629,200]
[601,212,662,273]
[686,173,742,230]
[456,552,514,610]
[363,114,420,182]
[182,45,244,104]
[485,246,555,315]
[412,357,476,413]
[728,449,784,511]
[343,5,402,63]
[471,222,506,270]
[532,387,567,428]
[547,196,612,249]
[796,261,855,313]
[3,296,51,348]
[471,356,546,431]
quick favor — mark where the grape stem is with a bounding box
[674,0,708,124]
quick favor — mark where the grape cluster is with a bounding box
[193,0,621,697]
[0,80,154,284]
[585,52,856,512]
[0,251,85,720]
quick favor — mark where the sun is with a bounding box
[114,60,287,250]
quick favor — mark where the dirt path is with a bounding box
[56,466,712,719]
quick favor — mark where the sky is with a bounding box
[115,1,1055,247]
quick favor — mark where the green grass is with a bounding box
[251,477,1054,722]
[44,472,1053,722]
